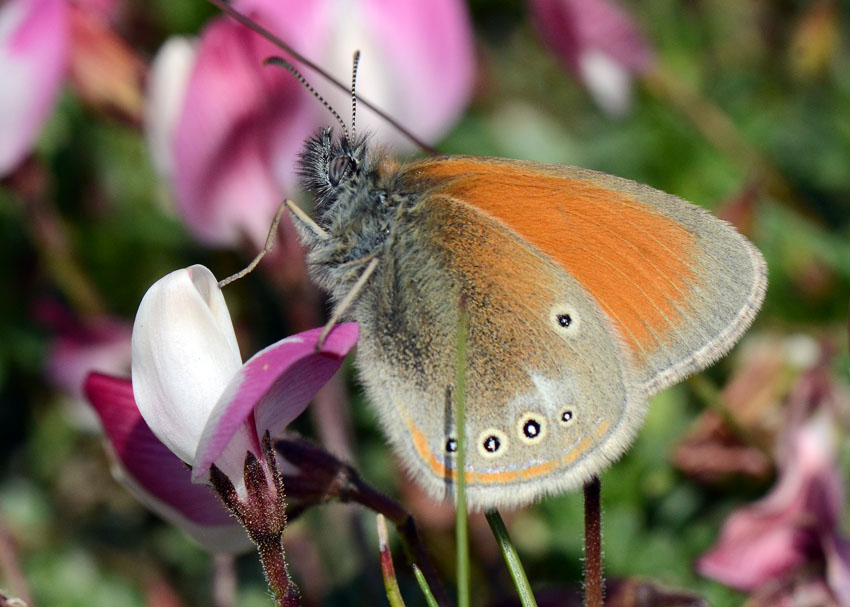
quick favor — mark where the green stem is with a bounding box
[455,305,470,607]
[412,565,439,607]
[485,511,538,607]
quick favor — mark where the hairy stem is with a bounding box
[583,477,603,607]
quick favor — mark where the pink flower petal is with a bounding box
[698,412,846,591]
[192,323,359,481]
[171,16,316,248]
[233,0,329,54]
[37,301,131,402]
[529,0,654,114]
[823,533,850,606]
[0,0,68,176]
[74,0,122,24]
[332,0,475,149]
[530,0,653,74]
[697,510,814,590]
[84,373,251,553]
[234,0,475,150]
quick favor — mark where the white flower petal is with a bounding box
[145,36,196,179]
[578,49,632,117]
[131,265,242,464]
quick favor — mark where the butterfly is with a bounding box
[288,121,766,511]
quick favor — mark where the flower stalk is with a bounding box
[584,476,604,607]
[210,434,300,606]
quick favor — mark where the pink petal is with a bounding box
[0,0,68,176]
[698,412,845,590]
[334,0,476,148]
[823,533,850,606]
[37,301,131,402]
[171,16,316,248]
[236,0,475,150]
[530,0,653,74]
[233,0,329,54]
[74,0,122,24]
[529,0,654,114]
[697,511,814,589]
[192,323,359,481]
[84,373,251,553]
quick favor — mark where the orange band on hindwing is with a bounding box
[406,415,612,486]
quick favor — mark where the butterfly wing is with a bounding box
[353,177,644,510]
[351,155,764,510]
[409,156,767,395]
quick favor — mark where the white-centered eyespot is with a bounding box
[516,412,547,444]
[549,305,580,335]
[477,428,509,459]
[445,437,458,454]
[559,409,575,426]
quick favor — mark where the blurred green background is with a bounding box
[1,0,849,606]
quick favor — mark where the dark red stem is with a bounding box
[584,476,603,607]
[258,538,301,607]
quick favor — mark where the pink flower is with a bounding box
[698,411,850,605]
[36,300,131,404]
[85,265,358,550]
[529,0,654,116]
[237,0,476,149]
[85,372,252,553]
[0,0,68,177]
[146,17,318,248]
[145,0,475,248]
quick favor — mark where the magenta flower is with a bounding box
[698,411,850,605]
[145,0,475,248]
[85,372,253,553]
[85,265,358,552]
[0,0,68,177]
[529,0,654,115]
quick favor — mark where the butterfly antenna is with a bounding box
[351,50,361,142]
[203,0,437,154]
[265,56,350,142]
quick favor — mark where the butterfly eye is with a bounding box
[549,306,580,334]
[328,155,353,186]
[516,412,547,444]
[559,410,574,425]
[477,429,508,458]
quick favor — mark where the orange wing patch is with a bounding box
[406,414,612,485]
[412,159,697,360]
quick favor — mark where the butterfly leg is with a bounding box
[317,255,379,349]
[285,199,329,241]
[217,201,288,288]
